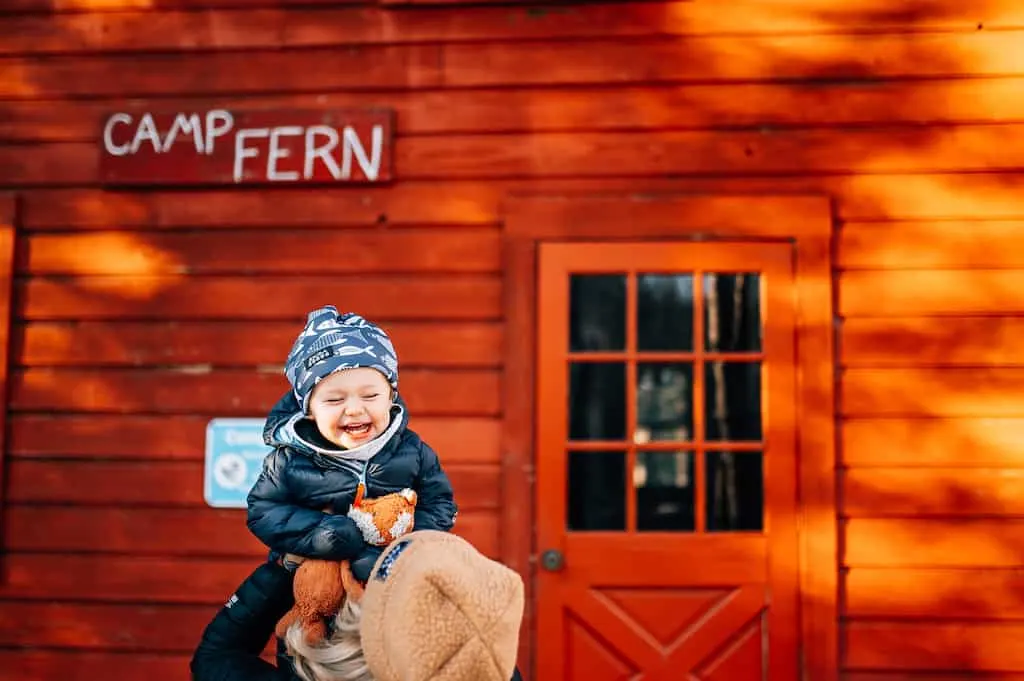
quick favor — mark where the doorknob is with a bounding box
[540,549,565,572]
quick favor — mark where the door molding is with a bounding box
[500,194,837,681]
[0,194,15,559]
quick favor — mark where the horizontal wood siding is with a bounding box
[1,1,1023,680]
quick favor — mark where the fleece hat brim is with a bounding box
[360,531,524,681]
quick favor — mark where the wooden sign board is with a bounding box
[99,108,394,186]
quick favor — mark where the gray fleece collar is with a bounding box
[275,403,406,463]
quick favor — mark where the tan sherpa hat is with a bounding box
[360,530,524,681]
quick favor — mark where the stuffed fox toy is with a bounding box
[275,487,418,645]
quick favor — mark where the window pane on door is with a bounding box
[568,451,626,531]
[704,273,762,352]
[705,361,762,441]
[569,362,627,440]
[570,274,626,352]
[638,273,694,351]
[636,362,694,443]
[635,451,695,532]
[706,452,763,532]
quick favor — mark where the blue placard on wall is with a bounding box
[204,418,272,508]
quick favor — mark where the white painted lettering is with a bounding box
[102,109,388,185]
[103,113,133,156]
[266,126,302,182]
[205,110,234,155]
[341,125,383,181]
[233,128,269,183]
[161,113,205,153]
[303,125,342,180]
[339,125,385,182]
[129,113,161,154]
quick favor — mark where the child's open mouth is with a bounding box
[343,423,372,438]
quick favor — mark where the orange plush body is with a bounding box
[275,488,418,646]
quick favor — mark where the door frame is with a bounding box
[0,194,14,557]
[499,193,837,681]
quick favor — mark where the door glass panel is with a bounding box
[635,451,695,532]
[704,273,762,352]
[558,260,773,538]
[568,451,626,531]
[637,273,694,351]
[570,274,626,352]
[635,362,694,443]
[569,362,626,440]
[706,452,763,531]
[705,361,762,441]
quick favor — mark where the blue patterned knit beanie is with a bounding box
[284,306,399,412]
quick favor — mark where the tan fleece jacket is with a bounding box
[359,531,524,681]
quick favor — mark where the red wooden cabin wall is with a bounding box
[1,1,1024,679]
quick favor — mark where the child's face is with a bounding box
[308,367,393,449]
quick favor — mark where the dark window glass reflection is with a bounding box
[636,363,693,443]
[704,273,762,352]
[638,273,694,351]
[636,451,695,532]
[706,452,763,532]
[569,362,626,440]
[705,362,762,441]
[570,274,626,352]
[568,451,626,531]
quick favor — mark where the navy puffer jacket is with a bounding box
[246,391,458,575]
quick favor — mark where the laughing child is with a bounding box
[246,305,458,581]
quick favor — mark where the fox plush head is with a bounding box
[348,488,417,546]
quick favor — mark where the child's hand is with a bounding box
[270,551,306,573]
[350,545,384,583]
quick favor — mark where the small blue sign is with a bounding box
[204,418,272,508]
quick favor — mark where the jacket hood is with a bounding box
[263,390,409,467]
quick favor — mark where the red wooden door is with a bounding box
[536,242,798,680]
